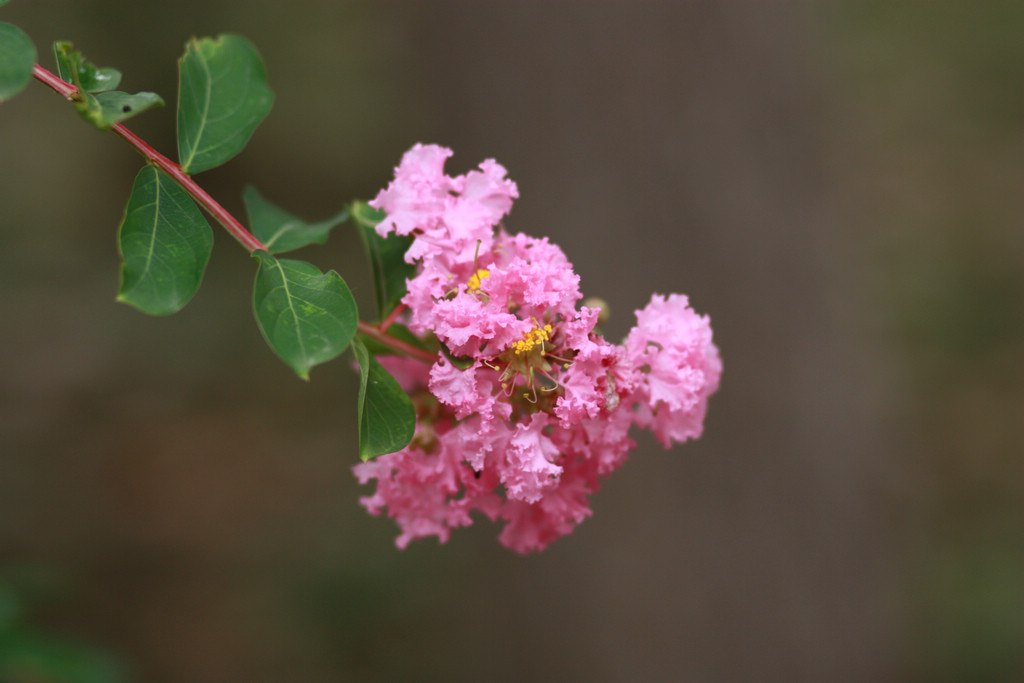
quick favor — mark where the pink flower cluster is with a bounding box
[353,144,721,553]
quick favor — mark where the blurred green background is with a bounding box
[2,2,1023,681]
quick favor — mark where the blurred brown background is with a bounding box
[2,2,1023,681]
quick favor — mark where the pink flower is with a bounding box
[482,233,581,319]
[428,356,496,420]
[497,455,594,554]
[371,143,518,267]
[501,412,563,503]
[368,143,453,240]
[553,312,622,426]
[352,445,469,549]
[624,294,722,447]
[354,145,721,553]
[427,294,526,359]
[353,417,507,549]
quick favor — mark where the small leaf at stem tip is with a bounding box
[52,41,122,92]
[243,186,348,255]
[117,165,214,315]
[0,23,37,101]
[177,34,274,174]
[251,251,358,380]
[350,200,414,322]
[351,337,416,460]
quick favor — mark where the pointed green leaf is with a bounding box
[243,186,348,255]
[94,90,164,122]
[52,41,121,92]
[351,338,415,460]
[72,89,164,129]
[117,165,213,315]
[351,200,414,322]
[0,23,36,102]
[177,34,273,174]
[252,251,358,379]
[52,41,77,83]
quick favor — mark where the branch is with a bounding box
[357,320,437,364]
[32,63,439,365]
[33,64,264,253]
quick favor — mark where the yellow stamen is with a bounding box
[512,323,553,355]
[467,268,490,292]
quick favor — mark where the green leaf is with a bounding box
[52,41,163,128]
[177,34,273,174]
[73,89,164,129]
[0,23,36,102]
[79,67,122,92]
[252,251,358,379]
[52,41,121,92]
[351,200,414,322]
[351,337,415,460]
[243,186,348,255]
[95,90,163,120]
[117,165,213,315]
[52,41,75,83]
[0,630,126,683]
[439,340,476,370]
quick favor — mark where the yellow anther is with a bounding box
[512,323,552,355]
[467,268,490,292]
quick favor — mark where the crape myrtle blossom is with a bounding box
[352,143,721,554]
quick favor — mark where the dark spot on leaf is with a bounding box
[122,105,132,112]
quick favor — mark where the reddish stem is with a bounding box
[379,303,408,332]
[32,63,74,96]
[31,63,438,364]
[33,64,264,253]
[357,320,436,364]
